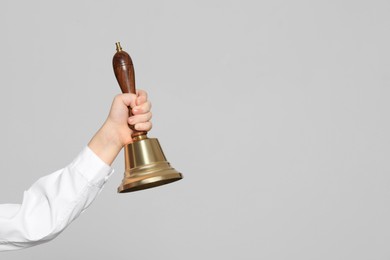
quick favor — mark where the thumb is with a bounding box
[117,93,137,109]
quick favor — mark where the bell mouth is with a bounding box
[118,171,183,193]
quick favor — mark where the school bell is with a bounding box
[112,42,183,193]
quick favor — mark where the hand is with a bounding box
[105,90,152,146]
[88,90,152,165]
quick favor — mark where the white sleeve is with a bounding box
[0,146,114,251]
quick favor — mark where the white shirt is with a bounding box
[0,146,114,251]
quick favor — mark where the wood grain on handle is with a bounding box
[113,43,147,137]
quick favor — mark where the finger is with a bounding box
[134,121,152,131]
[132,101,151,115]
[136,95,147,106]
[136,89,148,106]
[128,112,152,125]
[117,93,137,109]
[136,89,148,99]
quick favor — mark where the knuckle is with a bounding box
[139,89,147,97]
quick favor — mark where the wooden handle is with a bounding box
[113,42,147,138]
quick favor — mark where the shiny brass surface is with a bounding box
[118,137,183,193]
[132,134,148,142]
[115,42,123,52]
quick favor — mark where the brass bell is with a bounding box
[113,42,182,193]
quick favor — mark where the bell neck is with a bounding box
[132,133,148,142]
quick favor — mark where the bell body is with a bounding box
[118,137,183,193]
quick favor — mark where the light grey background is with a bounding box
[0,0,389,259]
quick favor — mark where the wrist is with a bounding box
[88,121,124,165]
[101,120,125,148]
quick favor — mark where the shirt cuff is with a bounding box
[70,146,115,187]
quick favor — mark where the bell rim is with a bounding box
[118,172,182,193]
